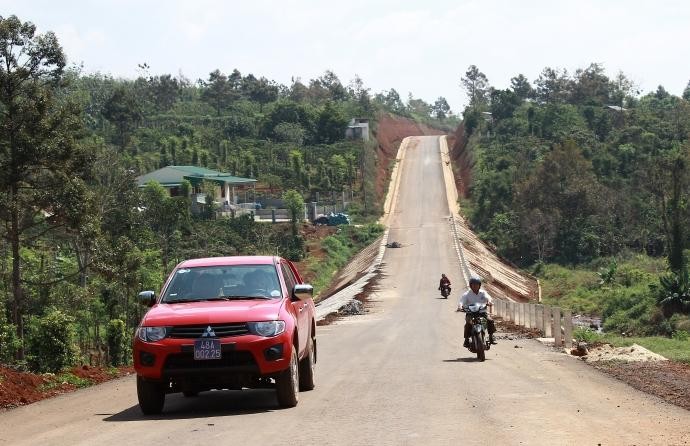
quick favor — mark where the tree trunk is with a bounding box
[10,187,24,360]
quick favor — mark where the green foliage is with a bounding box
[0,14,397,371]
[538,255,677,336]
[598,260,618,286]
[40,372,92,391]
[657,266,690,317]
[26,308,78,373]
[0,14,92,360]
[573,327,604,344]
[0,318,20,363]
[306,224,385,297]
[672,330,689,341]
[106,319,129,366]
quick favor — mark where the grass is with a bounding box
[538,254,667,316]
[305,223,385,299]
[39,372,92,391]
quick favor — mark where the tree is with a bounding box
[375,88,406,114]
[0,15,91,358]
[315,70,348,102]
[570,63,610,105]
[407,94,432,117]
[147,74,180,111]
[534,67,570,104]
[282,189,304,236]
[510,74,533,100]
[102,86,142,150]
[348,75,372,114]
[432,97,451,120]
[244,76,279,111]
[515,140,606,262]
[316,101,348,144]
[647,145,689,273]
[141,181,190,273]
[461,65,489,109]
[200,69,233,115]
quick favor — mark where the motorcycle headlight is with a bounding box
[247,321,286,337]
[137,326,169,342]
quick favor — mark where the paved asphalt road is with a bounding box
[1,136,689,445]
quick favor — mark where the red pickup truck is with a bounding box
[133,256,316,414]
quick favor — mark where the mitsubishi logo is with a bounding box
[202,326,216,337]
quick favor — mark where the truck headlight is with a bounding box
[247,321,286,337]
[137,326,169,342]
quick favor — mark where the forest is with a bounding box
[0,15,454,371]
[459,64,690,336]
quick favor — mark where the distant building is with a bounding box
[136,166,256,213]
[345,118,370,141]
[604,105,627,112]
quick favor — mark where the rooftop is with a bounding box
[136,166,256,187]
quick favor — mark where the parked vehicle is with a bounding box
[133,256,316,414]
[461,303,491,361]
[313,212,351,226]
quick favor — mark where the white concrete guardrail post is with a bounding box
[529,304,537,328]
[553,307,562,347]
[543,305,552,337]
[535,304,543,334]
[515,302,521,325]
[563,309,573,349]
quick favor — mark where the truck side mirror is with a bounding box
[138,291,156,307]
[292,284,313,301]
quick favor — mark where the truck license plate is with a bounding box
[194,338,221,360]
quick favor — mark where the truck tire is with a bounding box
[299,335,316,391]
[276,347,299,408]
[137,376,165,415]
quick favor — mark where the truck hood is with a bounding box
[142,299,284,326]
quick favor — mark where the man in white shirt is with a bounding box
[457,277,497,347]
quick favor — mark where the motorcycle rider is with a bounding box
[438,273,451,296]
[457,277,497,347]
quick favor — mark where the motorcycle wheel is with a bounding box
[473,332,485,362]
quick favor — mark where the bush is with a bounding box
[672,330,689,341]
[107,319,130,367]
[573,327,604,344]
[0,319,20,363]
[26,308,78,373]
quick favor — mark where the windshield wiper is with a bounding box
[221,295,274,300]
[164,298,216,303]
[164,296,273,303]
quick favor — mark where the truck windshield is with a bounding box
[162,264,281,302]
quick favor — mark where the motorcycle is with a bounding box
[461,303,491,361]
[440,284,451,298]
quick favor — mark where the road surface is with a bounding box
[1,136,688,445]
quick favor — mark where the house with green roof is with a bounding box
[136,166,256,211]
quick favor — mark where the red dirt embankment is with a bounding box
[0,365,133,410]
[447,122,473,199]
[374,114,445,201]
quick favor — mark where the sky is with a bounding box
[2,0,690,113]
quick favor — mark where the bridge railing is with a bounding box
[492,299,573,349]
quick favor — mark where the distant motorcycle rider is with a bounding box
[438,273,451,295]
[457,277,497,347]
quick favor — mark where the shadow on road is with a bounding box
[103,389,278,421]
[442,357,492,363]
